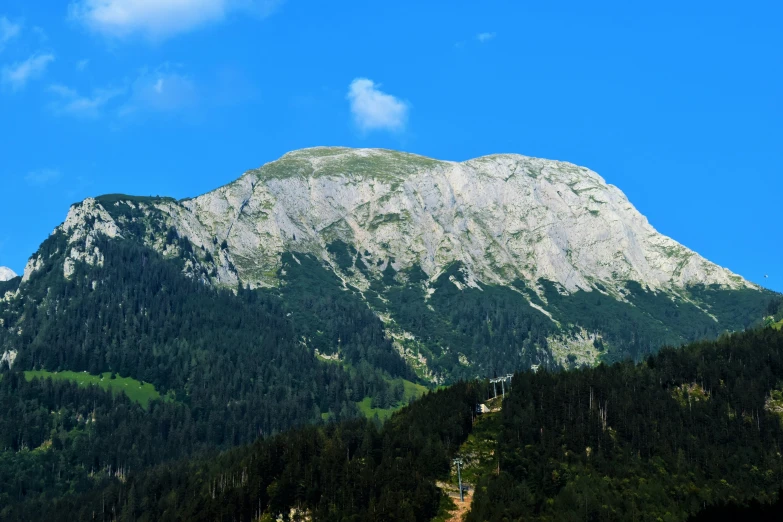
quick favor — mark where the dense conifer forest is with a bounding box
[467,327,783,521]
[2,381,488,520]
[5,328,783,520]
[0,232,410,511]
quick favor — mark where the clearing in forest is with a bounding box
[434,402,503,521]
[24,370,163,409]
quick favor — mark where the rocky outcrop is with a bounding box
[0,349,17,369]
[155,147,752,295]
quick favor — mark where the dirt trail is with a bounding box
[436,481,473,522]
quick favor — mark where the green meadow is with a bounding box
[24,370,163,409]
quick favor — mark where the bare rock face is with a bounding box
[0,267,17,282]
[157,147,751,295]
[27,147,756,299]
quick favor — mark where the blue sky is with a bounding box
[1,0,781,291]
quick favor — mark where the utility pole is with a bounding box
[453,457,464,502]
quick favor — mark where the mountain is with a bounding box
[20,147,775,380]
[173,147,745,292]
[0,147,779,517]
[10,327,783,522]
[0,267,16,282]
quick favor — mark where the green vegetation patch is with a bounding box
[356,377,429,421]
[24,370,163,409]
[95,193,178,207]
[256,148,443,184]
[454,411,502,486]
[368,212,408,231]
[325,239,357,271]
[356,396,396,421]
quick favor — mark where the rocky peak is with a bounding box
[0,267,17,282]
[44,148,754,297]
[175,148,752,294]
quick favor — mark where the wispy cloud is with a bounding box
[476,32,496,43]
[119,67,198,116]
[25,168,62,187]
[0,16,22,52]
[76,59,90,71]
[347,78,409,133]
[47,61,257,123]
[49,83,124,117]
[1,54,54,91]
[69,0,283,41]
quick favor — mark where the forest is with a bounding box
[467,327,783,521]
[0,231,410,511]
[324,239,774,379]
[2,381,489,521]
[5,327,783,520]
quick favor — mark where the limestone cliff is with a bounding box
[141,147,751,294]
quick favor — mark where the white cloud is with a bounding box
[476,32,496,43]
[347,78,409,133]
[1,54,54,91]
[0,16,22,51]
[49,83,124,117]
[76,59,90,71]
[25,168,62,186]
[69,0,283,40]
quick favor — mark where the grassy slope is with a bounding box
[24,370,163,409]
[315,343,429,421]
[357,378,429,421]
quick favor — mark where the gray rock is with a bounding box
[0,267,17,282]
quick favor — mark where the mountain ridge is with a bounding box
[31,147,754,294]
[185,146,756,294]
[15,147,775,377]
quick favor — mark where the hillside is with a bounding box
[0,230,408,509]
[7,327,783,521]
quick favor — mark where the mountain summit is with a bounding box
[0,267,17,282]
[17,147,775,378]
[173,147,751,293]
